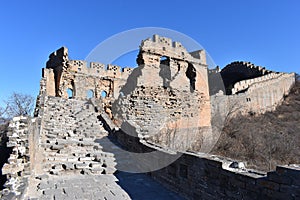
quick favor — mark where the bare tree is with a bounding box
[0,107,8,124]
[3,92,35,119]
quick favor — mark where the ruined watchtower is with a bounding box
[40,35,213,152]
[112,35,212,152]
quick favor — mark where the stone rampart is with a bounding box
[110,129,300,200]
[151,153,300,200]
[220,61,273,94]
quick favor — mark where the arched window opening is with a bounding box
[87,90,94,99]
[186,63,196,92]
[160,56,168,62]
[101,90,107,98]
[119,91,124,97]
[67,88,73,99]
[159,56,171,88]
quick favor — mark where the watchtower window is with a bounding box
[159,56,171,88]
[67,88,73,99]
[160,56,168,62]
[87,90,94,99]
[186,63,196,92]
[101,90,107,98]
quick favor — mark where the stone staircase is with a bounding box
[39,96,116,176]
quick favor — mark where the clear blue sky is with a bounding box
[0,0,299,103]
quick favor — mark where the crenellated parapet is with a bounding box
[247,72,295,94]
[41,47,134,102]
[140,35,207,66]
[223,61,273,75]
[220,61,274,94]
[231,72,283,94]
[209,60,296,119]
[67,60,132,79]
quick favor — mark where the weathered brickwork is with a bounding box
[1,97,131,199]
[1,117,32,199]
[44,47,132,101]
[111,35,212,152]
[38,97,116,176]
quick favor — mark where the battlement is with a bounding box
[67,60,132,79]
[220,61,276,95]
[140,35,207,65]
[208,66,221,74]
[231,72,282,94]
[246,72,295,96]
[224,61,273,75]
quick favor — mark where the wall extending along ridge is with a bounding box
[210,75,296,118]
[220,61,273,94]
[209,61,295,117]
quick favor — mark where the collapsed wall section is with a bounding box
[1,96,131,199]
[37,96,116,176]
[1,116,38,199]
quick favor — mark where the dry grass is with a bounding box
[212,80,300,171]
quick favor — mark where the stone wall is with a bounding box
[151,154,300,200]
[220,61,272,94]
[1,116,33,199]
[210,71,295,119]
[43,38,296,154]
[111,129,300,200]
